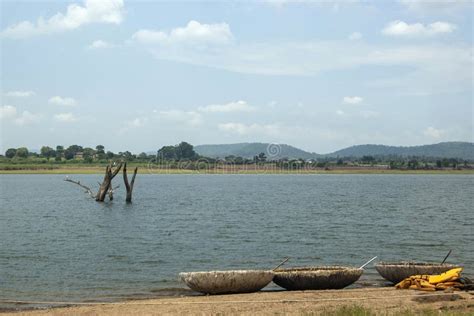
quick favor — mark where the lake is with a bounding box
[1,174,473,309]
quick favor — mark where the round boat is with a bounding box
[273,266,363,290]
[375,262,461,284]
[179,270,274,294]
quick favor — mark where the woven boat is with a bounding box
[179,270,274,294]
[375,262,461,284]
[273,266,363,290]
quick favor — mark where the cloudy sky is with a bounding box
[1,0,472,154]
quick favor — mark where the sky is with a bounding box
[0,0,473,154]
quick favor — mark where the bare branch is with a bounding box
[64,178,95,198]
[111,163,123,179]
[130,167,138,187]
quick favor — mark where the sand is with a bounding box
[2,288,473,315]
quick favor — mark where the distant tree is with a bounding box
[361,155,375,164]
[441,159,450,168]
[225,155,236,162]
[176,142,197,160]
[40,146,55,160]
[106,151,115,159]
[408,159,419,170]
[5,148,16,158]
[138,152,148,160]
[83,147,95,163]
[67,145,83,153]
[16,147,29,158]
[436,160,442,168]
[449,158,458,169]
[158,145,177,160]
[121,151,134,161]
[64,150,74,160]
[64,145,83,160]
[55,145,64,161]
[258,152,267,162]
[336,158,344,165]
[96,145,105,160]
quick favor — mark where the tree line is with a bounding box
[2,142,471,170]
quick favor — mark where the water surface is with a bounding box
[1,174,473,308]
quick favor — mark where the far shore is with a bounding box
[2,288,472,315]
[0,166,473,175]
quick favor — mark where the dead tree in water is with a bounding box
[123,163,138,203]
[96,163,123,201]
[65,162,123,202]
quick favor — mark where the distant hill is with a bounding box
[194,142,474,161]
[327,142,474,160]
[194,143,319,160]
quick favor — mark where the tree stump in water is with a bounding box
[65,162,135,203]
[123,163,138,203]
[96,163,123,202]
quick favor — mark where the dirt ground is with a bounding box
[2,288,473,315]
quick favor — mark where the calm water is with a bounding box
[1,174,473,308]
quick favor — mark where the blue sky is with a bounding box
[1,0,472,154]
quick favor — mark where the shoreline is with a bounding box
[0,167,473,175]
[2,288,472,315]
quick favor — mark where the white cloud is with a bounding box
[198,100,256,113]
[336,110,345,116]
[158,110,202,127]
[348,32,362,40]
[132,21,470,95]
[15,111,40,125]
[118,117,148,134]
[343,96,363,104]
[49,96,77,106]
[1,105,40,125]
[1,0,125,39]
[4,91,35,97]
[88,40,113,49]
[0,105,18,119]
[382,20,456,37]
[54,113,77,122]
[218,122,279,136]
[132,20,233,45]
[423,126,445,138]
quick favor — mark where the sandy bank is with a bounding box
[3,288,473,315]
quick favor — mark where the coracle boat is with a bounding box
[375,262,461,284]
[179,270,274,294]
[273,266,363,290]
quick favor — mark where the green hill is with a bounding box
[194,142,474,161]
[327,142,474,160]
[194,143,319,160]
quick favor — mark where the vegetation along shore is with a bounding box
[1,141,473,174]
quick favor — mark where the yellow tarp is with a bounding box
[395,268,463,291]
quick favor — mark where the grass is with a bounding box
[312,305,473,316]
[0,161,473,175]
[320,305,374,316]
[0,166,473,175]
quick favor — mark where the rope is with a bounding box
[0,292,468,307]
